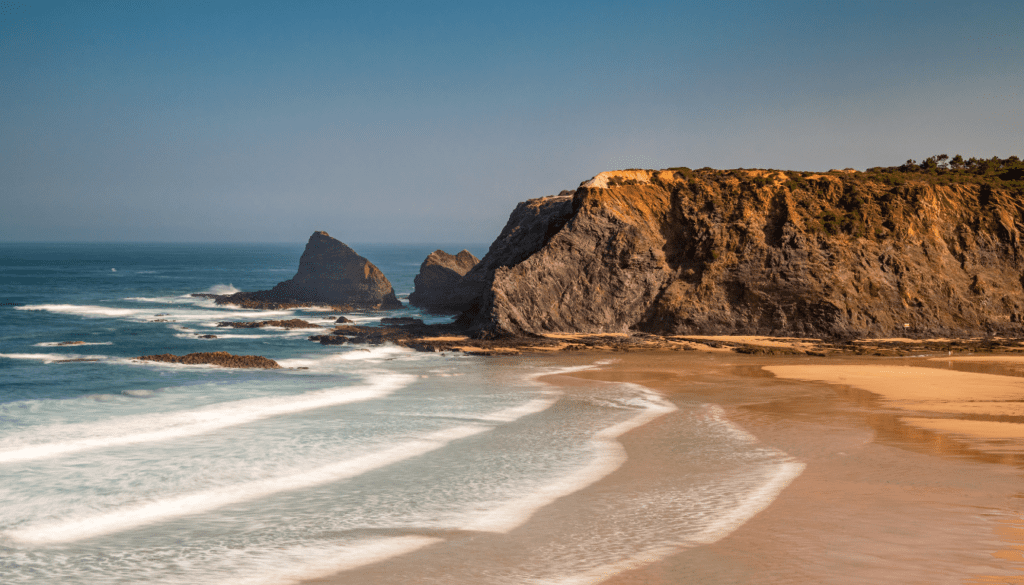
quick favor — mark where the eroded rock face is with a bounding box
[217,232,402,310]
[408,250,480,313]
[461,170,1024,339]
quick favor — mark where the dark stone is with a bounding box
[216,232,402,311]
[408,250,480,313]
[136,352,280,369]
[216,319,323,329]
[197,334,218,339]
[380,317,425,326]
[335,316,353,323]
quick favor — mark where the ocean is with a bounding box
[0,243,802,584]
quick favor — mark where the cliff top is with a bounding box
[579,154,1023,192]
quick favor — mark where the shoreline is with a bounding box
[578,352,1024,584]
[304,350,1024,584]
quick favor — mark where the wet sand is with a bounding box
[306,351,1024,584]
[593,353,1024,584]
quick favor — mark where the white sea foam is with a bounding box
[213,537,443,585]
[704,404,761,445]
[17,302,297,325]
[686,459,805,544]
[276,346,416,370]
[463,388,677,533]
[202,284,240,295]
[540,460,806,585]
[476,396,561,422]
[0,352,110,364]
[6,424,487,544]
[33,341,113,347]
[527,364,601,379]
[16,304,142,318]
[0,375,412,464]
[124,297,188,303]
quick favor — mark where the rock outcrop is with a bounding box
[217,232,402,310]
[457,167,1024,339]
[216,319,323,329]
[136,352,281,369]
[408,250,480,313]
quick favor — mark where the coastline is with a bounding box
[580,351,1024,584]
[302,349,1024,584]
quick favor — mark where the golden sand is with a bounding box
[931,355,1024,362]
[766,363,1024,458]
[672,335,820,350]
[901,418,1024,440]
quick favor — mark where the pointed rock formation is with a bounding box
[218,231,402,310]
[408,249,480,313]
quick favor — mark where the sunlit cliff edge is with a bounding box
[419,160,1024,340]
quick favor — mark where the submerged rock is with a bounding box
[408,250,480,313]
[217,232,402,311]
[215,319,323,329]
[380,317,425,326]
[136,352,281,369]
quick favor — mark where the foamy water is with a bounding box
[0,243,803,584]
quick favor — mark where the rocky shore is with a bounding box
[136,352,282,369]
[306,319,1024,357]
[216,319,324,329]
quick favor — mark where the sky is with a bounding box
[2,0,1022,243]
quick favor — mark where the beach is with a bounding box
[585,352,1024,584]
[304,350,1024,584]
[4,244,1024,584]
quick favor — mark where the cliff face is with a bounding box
[463,169,1024,339]
[220,231,402,310]
[408,249,480,313]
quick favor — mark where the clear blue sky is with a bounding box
[2,0,1022,243]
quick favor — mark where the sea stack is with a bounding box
[218,231,402,310]
[408,249,480,313]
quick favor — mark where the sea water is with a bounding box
[0,243,802,584]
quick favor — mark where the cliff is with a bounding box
[218,231,401,310]
[459,166,1024,339]
[408,249,480,313]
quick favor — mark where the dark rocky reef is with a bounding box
[408,250,480,313]
[450,170,1024,339]
[216,231,402,311]
[216,319,324,329]
[136,352,281,369]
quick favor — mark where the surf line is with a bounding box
[463,383,678,533]
[0,375,413,465]
[7,425,488,545]
[6,397,560,545]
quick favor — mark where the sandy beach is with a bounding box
[596,352,1024,584]
[303,349,1024,584]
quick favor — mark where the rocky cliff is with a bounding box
[408,249,480,313]
[460,166,1024,339]
[218,231,401,310]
